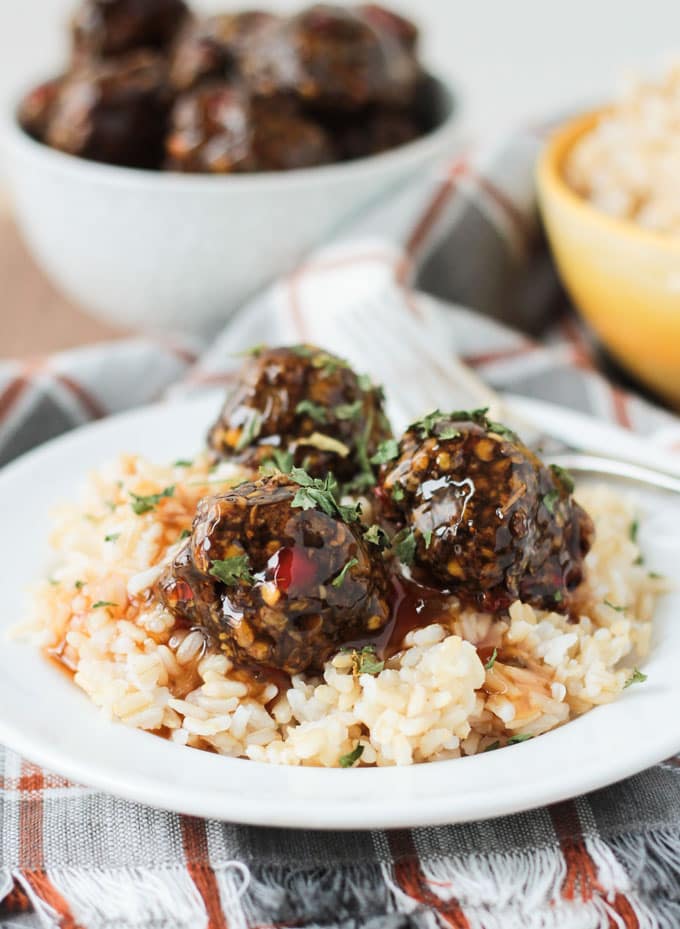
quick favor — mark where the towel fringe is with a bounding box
[8,863,248,929]
[384,839,662,929]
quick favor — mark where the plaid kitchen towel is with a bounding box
[2,128,680,929]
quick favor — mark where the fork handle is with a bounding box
[545,454,680,495]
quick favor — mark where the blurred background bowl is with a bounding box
[2,73,460,338]
[537,108,680,408]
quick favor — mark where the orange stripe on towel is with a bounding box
[550,800,639,928]
[388,829,470,929]
[18,760,85,929]
[181,816,229,929]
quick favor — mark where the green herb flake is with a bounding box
[335,400,363,421]
[648,571,664,580]
[295,400,328,424]
[339,744,364,768]
[48,578,59,587]
[507,733,534,745]
[179,529,191,541]
[357,373,373,392]
[260,448,294,475]
[173,459,193,468]
[542,490,560,514]
[235,410,263,452]
[486,420,518,441]
[392,484,405,503]
[92,601,117,609]
[363,524,390,550]
[484,648,497,671]
[423,529,433,549]
[209,555,254,587]
[236,344,267,358]
[332,557,359,588]
[130,485,175,515]
[630,520,639,543]
[624,668,647,688]
[483,740,500,753]
[554,591,563,603]
[604,600,627,612]
[104,533,120,543]
[438,425,462,440]
[289,468,361,523]
[394,528,417,566]
[351,645,385,676]
[370,438,399,466]
[549,464,576,494]
[74,580,84,590]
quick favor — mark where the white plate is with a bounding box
[0,392,678,830]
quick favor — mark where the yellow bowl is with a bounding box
[537,109,680,408]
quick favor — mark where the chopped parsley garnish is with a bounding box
[209,555,254,586]
[370,438,399,465]
[332,558,359,588]
[554,591,563,603]
[130,485,175,515]
[604,600,627,612]
[92,601,117,609]
[423,529,433,549]
[357,373,373,392]
[260,448,294,475]
[392,484,405,502]
[393,528,416,566]
[339,744,364,768]
[104,533,120,542]
[410,408,493,440]
[48,578,59,586]
[335,400,363,421]
[624,668,647,688]
[484,648,497,670]
[648,571,664,580]
[236,344,267,358]
[295,400,328,424]
[486,420,518,441]
[235,410,263,452]
[542,490,560,515]
[350,645,385,676]
[630,520,639,543]
[312,351,349,376]
[74,580,84,590]
[483,740,500,752]
[507,733,534,745]
[179,529,191,541]
[363,524,390,550]
[290,468,361,523]
[550,464,575,494]
[290,345,314,359]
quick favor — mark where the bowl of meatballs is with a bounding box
[15,342,664,793]
[3,0,460,335]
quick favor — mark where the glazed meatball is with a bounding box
[207,345,392,486]
[18,77,64,141]
[242,4,420,111]
[158,474,391,674]
[357,4,419,52]
[378,410,594,613]
[166,84,335,173]
[169,12,280,92]
[45,51,171,168]
[72,0,189,60]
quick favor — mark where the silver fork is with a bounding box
[332,293,680,494]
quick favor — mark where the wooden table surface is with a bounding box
[0,210,130,359]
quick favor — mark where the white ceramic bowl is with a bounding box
[2,75,460,336]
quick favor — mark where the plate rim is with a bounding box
[0,391,677,830]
